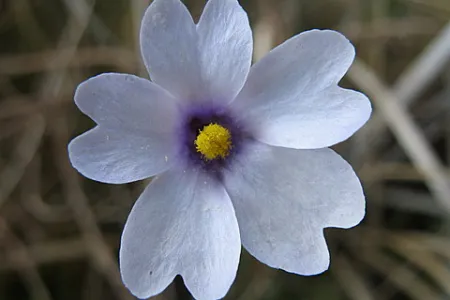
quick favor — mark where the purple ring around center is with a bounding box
[174,102,254,180]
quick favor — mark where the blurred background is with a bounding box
[1,0,450,299]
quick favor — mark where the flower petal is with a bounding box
[68,127,173,184]
[120,168,241,300]
[232,30,371,149]
[140,0,200,101]
[140,0,252,104]
[223,142,365,275]
[70,73,177,184]
[74,73,177,133]
[196,0,253,103]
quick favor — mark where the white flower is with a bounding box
[68,0,371,299]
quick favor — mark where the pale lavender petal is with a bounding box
[69,73,177,184]
[140,0,201,101]
[232,30,371,149]
[197,0,252,104]
[224,141,365,275]
[120,168,241,300]
[68,127,173,184]
[140,0,252,104]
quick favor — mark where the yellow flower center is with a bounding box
[194,123,232,161]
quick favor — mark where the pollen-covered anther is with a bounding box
[195,123,232,161]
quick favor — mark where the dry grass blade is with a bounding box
[0,115,45,208]
[401,232,450,261]
[394,22,450,106]
[332,254,375,300]
[348,59,450,212]
[385,233,450,295]
[0,217,53,300]
[0,239,87,271]
[0,47,137,76]
[355,249,441,300]
[236,264,277,300]
[341,17,440,41]
[401,0,450,15]
[377,186,444,217]
[360,163,450,183]
[360,22,450,155]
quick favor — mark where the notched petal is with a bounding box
[69,73,178,184]
[120,168,241,299]
[74,73,177,133]
[68,127,174,184]
[197,0,253,104]
[233,30,371,149]
[140,0,253,105]
[224,142,365,275]
[140,0,200,100]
